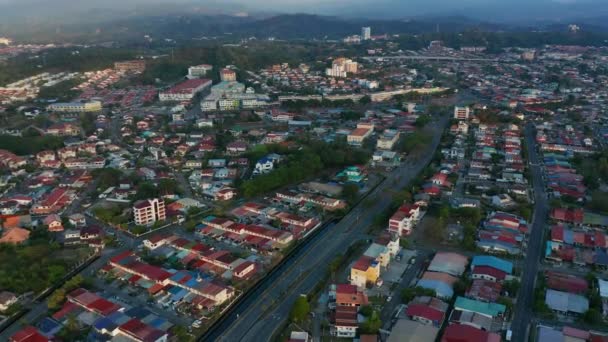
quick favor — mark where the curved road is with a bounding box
[201,115,449,342]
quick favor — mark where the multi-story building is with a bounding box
[201,81,269,112]
[350,255,380,289]
[326,58,358,78]
[158,79,212,102]
[389,204,422,236]
[188,64,213,78]
[133,198,166,226]
[347,122,374,145]
[45,123,82,136]
[47,100,102,113]
[114,60,146,73]
[377,129,400,150]
[361,27,371,40]
[220,68,237,82]
[453,106,471,120]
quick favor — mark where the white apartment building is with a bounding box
[188,64,213,78]
[377,129,400,150]
[453,106,471,120]
[133,198,166,226]
[48,100,102,113]
[326,58,358,78]
[362,27,371,40]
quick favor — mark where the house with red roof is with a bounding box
[466,279,502,302]
[330,305,358,338]
[441,324,501,342]
[546,271,588,294]
[118,318,168,342]
[484,211,528,234]
[226,141,248,155]
[233,260,257,280]
[431,172,452,188]
[405,296,448,327]
[43,214,63,232]
[215,187,237,201]
[9,326,49,342]
[31,188,74,214]
[471,266,507,282]
[335,284,368,307]
[423,185,442,197]
[551,208,584,225]
[159,78,212,102]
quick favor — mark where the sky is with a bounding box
[0,0,606,22]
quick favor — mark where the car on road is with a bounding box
[387,296,392,302]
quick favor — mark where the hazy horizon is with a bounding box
[0,0,607,23]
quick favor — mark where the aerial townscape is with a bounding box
[2,1,608,342]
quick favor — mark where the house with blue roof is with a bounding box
[454,296,506,318]
[416,280,454,299]
[253,154,282,175]
[471,256,513,275]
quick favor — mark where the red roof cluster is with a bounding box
[406,303,445,323]
[551,208,584,224]
[441,324,501,342]
[162,78,211,95]
[9,326,49,342]
[119,318,166,342]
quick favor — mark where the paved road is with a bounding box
[511,122,549,342]
[203,115,449,342]
[379,250,430,329]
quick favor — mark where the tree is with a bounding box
[398,131,433,155]
[453,278,470,296]
[503,279,520,297]
[581,308,603,325]
[342,183,360,204]
[590,191,608,213]
[496,297,513,312]
[401,287,435,303]
[92,168,123,190]
[359,96,371,105]
[171,325,194,342]
[359,305,373,317]
[131,225,148,235]
[289,295,310,323]
[461,223,477,251]
[391,189,412,207]
[414,114,432,127]
[359,310,382,334]
[48,288,66,310]
[0,135,64,156]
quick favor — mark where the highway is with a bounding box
[201,115,449,342]
[363,55,500,62]
[510,122,549,342]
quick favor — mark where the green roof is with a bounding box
[583,212,608,227]
[454,296,505,317]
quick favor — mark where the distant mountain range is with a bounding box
[2,11,608,43]
[0,13,509,43]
